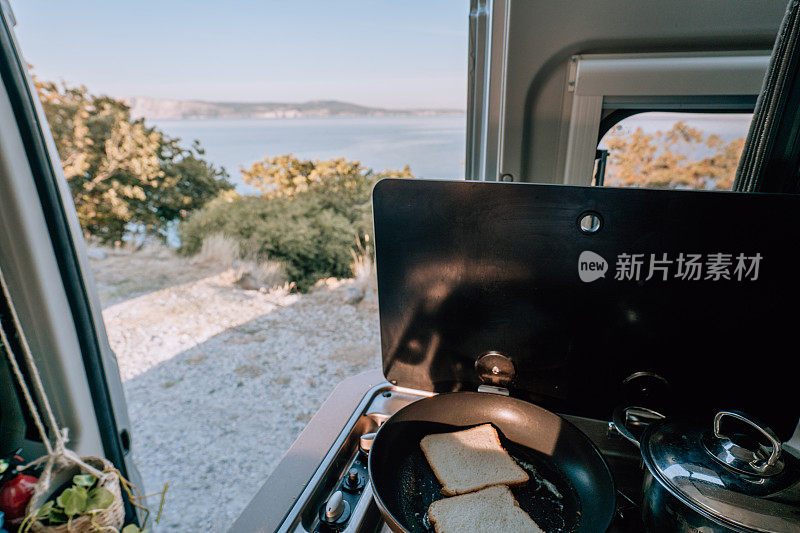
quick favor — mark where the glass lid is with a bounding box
[641,411,800,532]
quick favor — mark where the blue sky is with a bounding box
[10,1,468,109]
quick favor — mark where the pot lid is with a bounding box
[641,411,800,532]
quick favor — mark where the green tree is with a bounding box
[181,155,413,290]
[242,154,412,239]
[242,154,411,200]
[35,79,233,243]
[603,121,745,190]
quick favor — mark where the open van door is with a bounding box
[0,1,141,526]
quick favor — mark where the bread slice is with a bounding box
[420,424,528,496]
[427,485,544,533]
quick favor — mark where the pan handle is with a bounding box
[611,405,666,448]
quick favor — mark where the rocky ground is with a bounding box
[89,246,381,531]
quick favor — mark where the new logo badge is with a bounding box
[578,251,608,282]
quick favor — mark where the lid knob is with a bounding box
[475,352,515,388]
[702,410,784,477]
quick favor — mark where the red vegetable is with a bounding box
[0,473,38,521]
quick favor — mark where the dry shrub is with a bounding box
[191,233,288,288]
[235,258,288,290]
[141,242,176,259]
[350,239,376,292]
[192,233,240,267]
[191,234,288,289]
[238,240,288,289]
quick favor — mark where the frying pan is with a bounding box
[368,392,615,533]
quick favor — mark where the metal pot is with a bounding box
[614,408,800,532]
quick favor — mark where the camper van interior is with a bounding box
[2,0,800,532]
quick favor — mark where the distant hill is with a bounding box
[124,97,463,120]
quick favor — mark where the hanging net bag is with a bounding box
[1,267,124,532]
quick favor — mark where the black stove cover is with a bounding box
[372,180,800,438]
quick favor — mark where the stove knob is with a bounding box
[343,467,365,492]
[359,432,376,455]
[325,491,345,521]
[347,468,359,485]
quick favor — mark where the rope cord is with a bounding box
[0,263,108,492]
[0,314,53,456]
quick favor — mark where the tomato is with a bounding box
[0,473,38,521]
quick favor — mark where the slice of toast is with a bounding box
[427,485,544,533]
[420,424,528,496]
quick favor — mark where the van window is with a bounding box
[597,112,752,190]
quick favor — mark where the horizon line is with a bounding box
[123,95,465,113]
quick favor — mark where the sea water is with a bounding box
[151,114,468,194]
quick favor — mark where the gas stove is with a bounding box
[264,381,646,533]
[233,182,800,532]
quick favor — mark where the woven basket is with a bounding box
[26,456,125,533]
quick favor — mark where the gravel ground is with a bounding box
[90,247,381,531]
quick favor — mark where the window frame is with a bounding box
[595,110,754,190]
[561,52,769,186]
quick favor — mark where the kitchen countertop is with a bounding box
[229,367,800,533]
